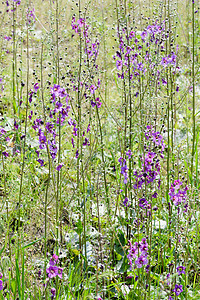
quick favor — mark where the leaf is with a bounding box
[72,249,80,256]
[10,279,16,294]
[15,258,21,300]
[74,219,83,235]
[114,230,126,256]
[0,246,5,257]
[22,237,44,249]
[118,255,129,273]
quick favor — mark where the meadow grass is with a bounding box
[0,0,199,299]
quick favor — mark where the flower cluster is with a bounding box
[71,17,101,107]
[32,85,70,167]
[29,83,39,104]
[145,125,165,153]
[5,0,21,12]
[26,7,35,25]
[46,254,63,279]
[166,265,185,298]
[118,157,128,184]
[71,17,99,59]
[123,197,130,207]
[46,254,63,299]
[127,238,149,270]
[114,21,165,78]
[43,255,63,299]
[133,125,165,192]
[68,119,91,158]
[91,97,102,108]
[169,180,188,207]
[161,53,177,67]
[114,20,179,98]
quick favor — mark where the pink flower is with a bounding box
[0,280,3,291]
[89,85,97,94]
[57,267,63,279]
[135,255,148,268]
[46,266,58,278]
[49,254,59,266]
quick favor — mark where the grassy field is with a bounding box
[0,0,199,299]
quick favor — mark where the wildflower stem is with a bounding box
[191,0,195,181]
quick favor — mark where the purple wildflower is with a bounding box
[126,149,132,159]
[95,97,102,108]
[56,164,63,171]
[77,18,85,28]
[89,85,97,94]
[71,138,75,148]
[91,100,96,107]
[139,198,148,208]
[118,157,128,184]
[2,151,9,157]
[37,159,44,167]
[49,254,59,266]
[29,90,34,103]
[169,180,188,206]
[152,192,158,198]
[83,137,89,146]
[39,131,47,149]
[28,110,33,120]
[87,124,91,133]
[177,266,186,275]
[173,284,183,296]
[135,255,148,269]
[0,127,6,136]
[4,36,11,41]
[57,267,63,279]
[27,8,35,25]
[51,288,56,299]
[55,101,63,113]
[34,83,39,92]
[14,120,19,130]
[13,0,21,5]
[46,266,58,279]
[127,239,148,270]
[116,60,123,70]
[0,280,3,291]
[59,88,67,98]
[46,122,54,134]
[123,197,130,207]
[38,269,42,278]
[51,84,61,98]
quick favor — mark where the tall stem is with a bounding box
[41,43,51,300]
[191,0,195,181]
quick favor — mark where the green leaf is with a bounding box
[16,258,21,300]
[22,237,44,249]
[10,279,16,294]
[0,246,5,257]
[114,230,126,256]
[117,255,129,273]
[74,219,83,235]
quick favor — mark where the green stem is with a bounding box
[191,0,195,182]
